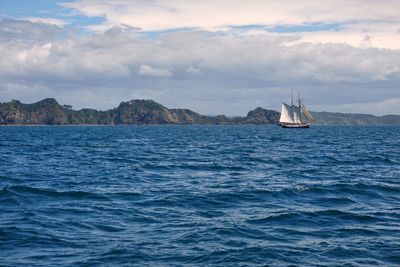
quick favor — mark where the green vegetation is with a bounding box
[312,111,400,125]
[0,98,398,125]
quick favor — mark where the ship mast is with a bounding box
[298,92,302,123]
[291,90,294,124]
[291,89,293,106]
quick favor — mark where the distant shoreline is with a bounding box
[2,124,400,128]
[0,123,277,127]
[1,98,399,126]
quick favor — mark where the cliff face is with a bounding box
[169,109,204,124]
[115,100,179,124]
[0,98,399,125]
[244,107,280,124]
[0,98,281,125]
[0,98,69,125]
[0,98,115,125]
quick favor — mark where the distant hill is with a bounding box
[0,98,399,125]
[0,98,278,125]
[311,111,400,125]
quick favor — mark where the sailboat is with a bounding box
[279,92,316,128]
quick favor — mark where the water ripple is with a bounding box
[0,125,399,266]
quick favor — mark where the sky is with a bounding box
[0,0,399,115]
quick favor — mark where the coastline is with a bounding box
[1,98,399,126]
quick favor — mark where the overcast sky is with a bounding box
[0,0,399,115]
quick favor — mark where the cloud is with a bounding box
[60,0,400,50]
[23,17,69,27]
[0,19,399,115]
[61,0,400,31]
[288,22,400,50]
[185,66,202,76]
[5,2,400,50]
[311,98,400,115]
[138,65,173,78]
[0,19,64,42]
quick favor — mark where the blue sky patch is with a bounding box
[270,23,341,33]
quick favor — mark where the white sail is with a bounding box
[279,103,294,123]
[292,105,302,124]
[302,104,316,123]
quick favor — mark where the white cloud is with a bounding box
[0,19,399,115]
[138,65,173,78]
[0,19,64,42]
[61,0,400,50]
[185,66,202,75]
[4,83,51,95]
[311,98,400,115]
[61,0,400,30]
[23,17,69,27]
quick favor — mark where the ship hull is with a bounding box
[279,123,310,128]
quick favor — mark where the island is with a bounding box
[0,98,399,125]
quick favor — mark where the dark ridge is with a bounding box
[0,98,399,125]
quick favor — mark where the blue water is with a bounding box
[0,126,399,266]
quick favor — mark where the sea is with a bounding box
[0,125,399,266]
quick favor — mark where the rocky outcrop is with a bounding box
[244,107,280,124]
[0,98,69,125]
[114,100,177,124]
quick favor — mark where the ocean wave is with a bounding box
[1,185,110,201]
[1,125,399,266]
